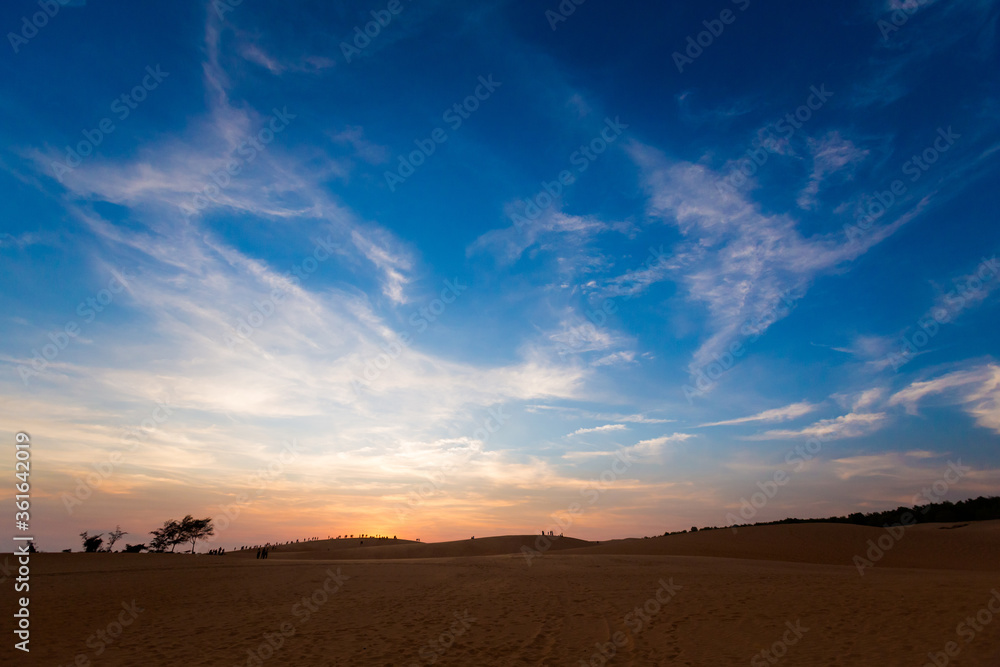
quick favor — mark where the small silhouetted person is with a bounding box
[263,548,268,559]
[256,548,261,559]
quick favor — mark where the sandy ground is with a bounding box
[8,521,1000,666]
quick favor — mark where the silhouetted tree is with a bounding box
[149,519,183,552]
[107,525,127,552]
[179,515,215,553]
[148,530,168,552]
[80,531,104,552]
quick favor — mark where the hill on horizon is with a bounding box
[214,520,1000,572]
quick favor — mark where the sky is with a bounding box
[1,0,999,552]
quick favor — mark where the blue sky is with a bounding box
[2,0,999,550]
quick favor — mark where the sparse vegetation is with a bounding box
[148,516,214,553]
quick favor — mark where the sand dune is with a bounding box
[256,534,594,560]
[238,520,1000,571]
[558,520,1000,571]
[18,521,1000,666]
[230,536,416,556]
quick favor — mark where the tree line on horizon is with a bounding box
[78,515,214,553]
[713,495,1000,533]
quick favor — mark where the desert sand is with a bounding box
[12,521,1000,666]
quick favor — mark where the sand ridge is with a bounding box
[251,534,595,561]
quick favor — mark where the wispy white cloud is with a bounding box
[0,231,48,249]
[623,142,920,379]
[855,0,997,108]
[852,387,886,411]
[830,334,896,362]
[828,449,947,482]
[548,313,620,354]
[834,256,999,372]
[747,412,888,441]
[328,125,390,165]
[524,406,675,424]
[676,91,759,127]
[927,256,1000,322]
[798,131,869,209]
[349,229,413,305]
[601,247,671,298]
[630,433,694,456]
[567,424,627,437]
[566,93,591,118]
[885,0,941,10]
[591,351,636,367]
[608,413,675,424]
[888,363,1000,434]
[468,208,623,266]
[563,432,693,460]
[700,401,817,427]
[237,41,335,75]
[240,43,285,74]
